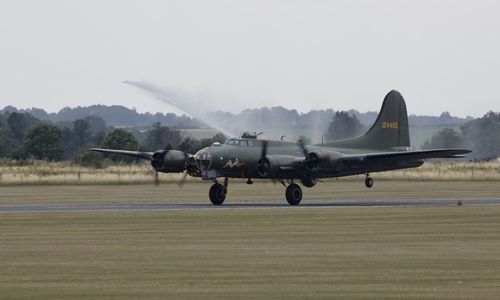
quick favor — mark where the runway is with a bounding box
[1,198,500,212]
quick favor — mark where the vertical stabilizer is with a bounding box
[326,90,410,150]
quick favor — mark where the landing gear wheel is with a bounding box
[365,177,374,188]
[209,183,226,205]
[285,183,302,205]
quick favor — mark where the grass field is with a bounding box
[1,207,500,299]
[1,181,499,299]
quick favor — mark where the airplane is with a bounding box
[92,90,471,205]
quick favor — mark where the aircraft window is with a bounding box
[238,140,248,147]
[226,139,237,146]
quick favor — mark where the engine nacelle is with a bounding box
[151,150,187,173]
[300,175,318,188]
[257,155,299,177]
[305,149,343,170]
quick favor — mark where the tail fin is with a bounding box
[327,90,410,151]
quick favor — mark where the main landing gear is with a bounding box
[276,179,303,206]
[208,177,303,206]
[208,175,370,205]
[365,174,374,188]
[285,183,302,206]
[209,177,228,205]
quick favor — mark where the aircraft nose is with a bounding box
[195,149,212,170]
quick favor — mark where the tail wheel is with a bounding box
[285,183,302,205]
[209,183,226,205]
[365,177,374,188]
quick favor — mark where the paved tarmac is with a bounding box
[0,198,500,212]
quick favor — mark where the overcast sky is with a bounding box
[0,0,499,117]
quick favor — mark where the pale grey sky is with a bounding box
[0,0,499,117]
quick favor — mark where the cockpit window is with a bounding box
[226,138,254,147]
[226,139,238,146]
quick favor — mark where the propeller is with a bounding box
[151,143,172,171]
[177,136,202,187]
[178,171,189,187]
[178,152,197,188]
[151,150,167,170]
[297,138,319,172]
[297,138,308,157]
[150,140,197,187]
[257,140,270,177]
[257,139,320,178]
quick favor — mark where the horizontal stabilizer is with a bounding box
[341,149,471,165]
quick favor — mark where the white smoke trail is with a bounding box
[123,81,236,138]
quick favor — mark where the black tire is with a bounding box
[285,183,302,205]
[209,183,226,205]
[365,177,374,188]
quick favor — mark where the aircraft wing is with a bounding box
[341,149,471,165]
[91,148,154,160]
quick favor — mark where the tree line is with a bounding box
[324,111,500,160]
[2,104,472,131]
[0,112,226,166]
[1,110,498,164]
[422,111,500,160]
[1,105,199,128]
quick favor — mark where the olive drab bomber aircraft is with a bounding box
[92,91,471,205]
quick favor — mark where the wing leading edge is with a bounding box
[91,148,154,160]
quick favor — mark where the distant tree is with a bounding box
[324,111,365,142]
[21,123,63,161]
[0,116,9,157]
[460,111,500,160]
[45,104,199,127]
[143,122,181,151]
[186,132,227,153]
[101,129,140,162]
[75,148,106,168]
[102,128,139,150]
[1,106,18,113]
[73,119,92,147]
[0,143,7,158]
[211,132,228,144]
[91,131,106,147]
[60,119,94,159]
[24,107,51,121]
[422,128,465,150]
[83,115,107,136]
[7,112,39,147]
[72,119,107,168]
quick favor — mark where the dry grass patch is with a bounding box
[0,161,499,186]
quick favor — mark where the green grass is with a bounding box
[1,182,499,299]
[1,207,500,299]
